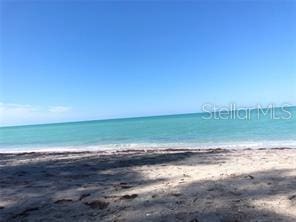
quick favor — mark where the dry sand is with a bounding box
[1,148,296,222]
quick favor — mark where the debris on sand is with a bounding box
[85,200,109,209]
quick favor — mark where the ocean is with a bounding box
[1,106,296,152]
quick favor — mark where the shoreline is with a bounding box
[0,145,296,155]
[1,148,296,221]
[0,146,295,154]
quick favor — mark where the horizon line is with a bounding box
[1,104,295,128]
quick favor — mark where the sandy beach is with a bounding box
[1,148,296,222]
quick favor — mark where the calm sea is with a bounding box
[1,107,296,152]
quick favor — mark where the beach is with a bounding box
[1,148,296,221]
[2,1,295,221]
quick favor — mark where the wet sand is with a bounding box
[1,148,296,221]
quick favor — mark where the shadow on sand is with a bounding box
[0,150,295,221]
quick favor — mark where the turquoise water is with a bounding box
[0,107,296,152]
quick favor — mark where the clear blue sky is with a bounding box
[0,1,295,125]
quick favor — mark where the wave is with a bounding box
[1,140,296,153]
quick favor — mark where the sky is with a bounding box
[0,1,295,126]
